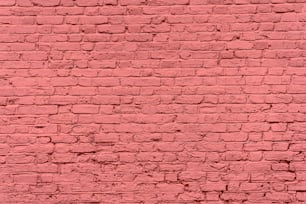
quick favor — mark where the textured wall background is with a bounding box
[0,0,306,203]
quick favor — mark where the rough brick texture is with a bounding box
[1,0,306,203]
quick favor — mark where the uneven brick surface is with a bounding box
[1,0,306,203]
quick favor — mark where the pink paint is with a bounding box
[0,0,305,203]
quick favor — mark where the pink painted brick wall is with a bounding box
[0,0,306,203]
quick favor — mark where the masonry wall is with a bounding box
[0,0,306,203]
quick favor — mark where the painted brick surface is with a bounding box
[0,0,306,203]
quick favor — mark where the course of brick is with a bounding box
[1,0,306,203]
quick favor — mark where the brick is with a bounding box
[92,78,120,87]
[227,41,254,50]
[0,144,9,155]
[273,172,295,181]
[50,77,78,86]
[142,24,171,33]
[95,153,118,162]
[221,193,247,201]
[70,87,97,95]
[70,143,96,153]
[97,25,126,33]
[288,122,306,132]
[240,182,269,191]
[120,0,146,5]
[13,144,54,154]
[264,151,297,161]
[79,16,108,25]
[71,105,99,114]
[220,133,248,142]
[17,105,57,115]
[121,78,160,87]
[21,52,48,61]
[288,182,306,191]
[75,0,99,6]
[297,192,306,201]
[31,0,60,6]
[0,0,15,6]
[242,122,270,131]
[94,133,119,143]
[36,16,64,25]
[149,0,189,5]
[0,0,304,203]
[201,182,226,191]
[244,142,272,151]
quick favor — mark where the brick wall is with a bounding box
[1,0,306,203]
